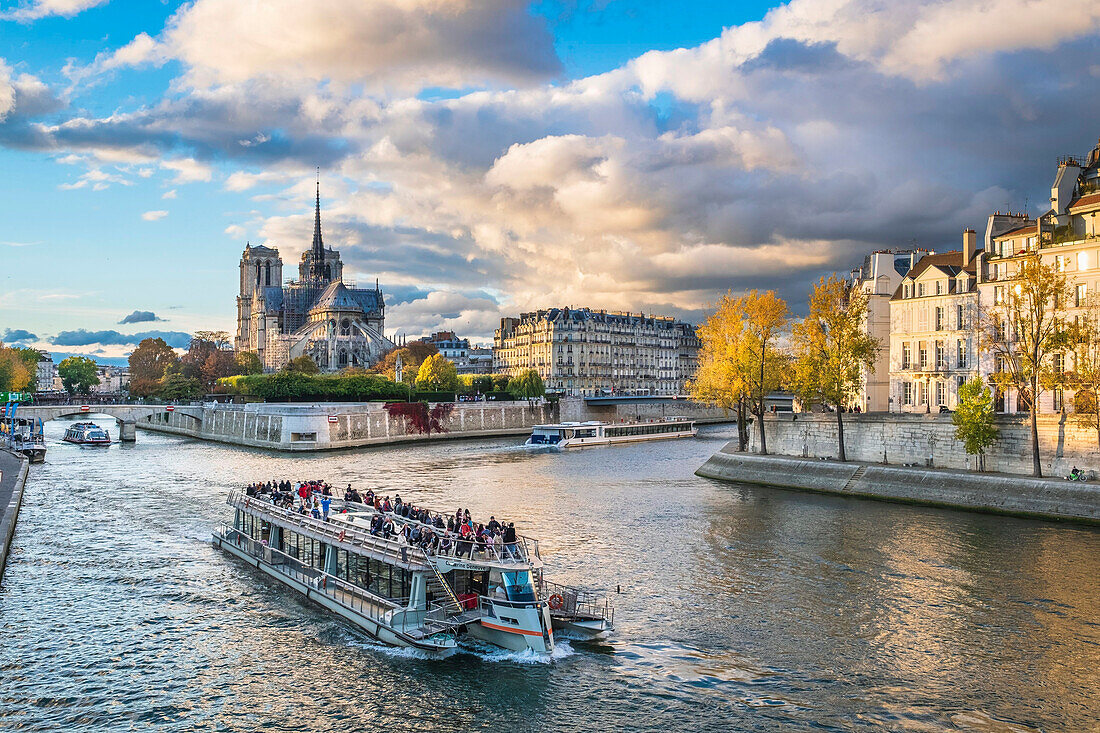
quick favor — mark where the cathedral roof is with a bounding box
[310,280,364,313]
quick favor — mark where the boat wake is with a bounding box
[457,639,576,665]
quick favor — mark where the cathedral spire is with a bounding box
[311,171,323,259]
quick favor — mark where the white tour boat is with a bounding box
[213,491,613,655]
[525,417,697,448]
[63,421,111,445]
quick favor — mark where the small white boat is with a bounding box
[63,422,111,445]
[525,417,697,448]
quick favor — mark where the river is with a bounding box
[1,419,1098,731]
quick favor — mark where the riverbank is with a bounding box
[0,447,30,586]
[696,443,1100,524]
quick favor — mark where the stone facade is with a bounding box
[748,412,1100,477]
[493,307,700,396]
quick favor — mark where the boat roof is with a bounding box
[532,418,695,429]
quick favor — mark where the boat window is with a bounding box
[502,570,536,602]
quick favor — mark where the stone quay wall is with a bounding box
[696,449,1100,524]
[139,400,557,451]
[749,412,1100,478]
[0,447,30,586]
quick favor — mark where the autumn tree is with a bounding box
[506,369,545,401]
[58,356,100,395]
[1068,292,1100,447]
[952,377,999,471]
[415,353,460,392]
[789,274,878,462]
[129,337,179,397]
[0,343,32,392]
[689,293,750,451]
[740,290,789,454]
[182,331,235,386]
[285,355,320,374]
[372,342,439,383]
[979,253,1071,476]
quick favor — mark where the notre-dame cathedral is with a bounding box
[235,183,394,372]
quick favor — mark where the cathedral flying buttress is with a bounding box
[234,181,395,372]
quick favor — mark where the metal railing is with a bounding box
[539,578,615,626]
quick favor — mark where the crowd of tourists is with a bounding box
[243,479,522,561]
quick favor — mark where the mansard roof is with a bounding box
[1067,191,1100,212]
[890,250,978,300]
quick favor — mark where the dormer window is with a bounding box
[904,284,911,298]
[917,283,925,297]
[935,280,943,295]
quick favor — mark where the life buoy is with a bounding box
[548,594,564,610]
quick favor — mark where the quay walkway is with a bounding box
[0,447,30,586]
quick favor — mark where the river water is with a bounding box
[1,419,1098,732]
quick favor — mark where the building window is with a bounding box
[917,283,925,297]
[902,342,912,369]
[919,382,928,405]
[936,381,945,406]
[918,343,928,369]
[1078,251,1090,271]
[956,339,965,369]
[903,382,913,405]
[1076,284,1087,308]
[935,341,945,370]
[934,307,943,330]
[1053,388,1064,412]
[1053,352,1064,376]
[904,284,911,298]
[935,280,943,295]
[956,304,964,330]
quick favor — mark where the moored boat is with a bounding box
[2,416,46,463]
[213,488,613,655]
[63,422,112,445]
[525,417,697,448]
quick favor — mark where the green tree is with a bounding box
[58,356,100,395]
[235,351,263,375]
[158,363,202,400]
[952,377,999,471]
[506,369,545,400]
[0,343,32,392]
[789,274,879,462]
[285,355,320,374]
[980,253,1072,476]
[415,353,460,392]
[129,337,179,397]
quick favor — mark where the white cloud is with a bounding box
[161,157,212,183]
[161,189,177,199]
[161,0,561,91]
[141,210,168,221]
[1,0,108,22]
[0,60,14,120]
[224,224,246,238]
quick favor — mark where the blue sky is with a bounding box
[1,0,1100,361]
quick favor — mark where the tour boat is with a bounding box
[525,417,697,448]
[213,491,614,655]
[2,417,46,463]
[63,422,112,445]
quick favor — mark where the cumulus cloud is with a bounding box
[118,310,164,324]
[1,0,108,22]
[161,0,561,91]
[52,329,191,349]
[141,209,168,221]
[2,329,37,343]
[161,188,176,199]
[161,157,212,183]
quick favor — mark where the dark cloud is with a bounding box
[741,39,851,74]
[383,284,431,306]
[118,310,164,324]
[2,329,37,343]
[52,329,191,349]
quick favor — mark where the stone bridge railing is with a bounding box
[16,404,202,442]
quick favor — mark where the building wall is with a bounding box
[748,412,1100,476]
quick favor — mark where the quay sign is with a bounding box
[166,405,175,412]
[328,415,338,423]
[80,405,90,412]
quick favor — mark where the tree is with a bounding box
[952,377,999,471]
[285,355,320,374]
[689,293,750,451]
[740,290,789,455]
[980,253,1071,476]
[472,375,494,394]
[506,369,545,400]
[372,342,439,383]
[182,331,234,385]
[1068,292,1100,447]
[790,274,879,462]
[129,337,179,397]
[58,356,100,395]
[415,353,460,392]
[235,351,263,375]
[158,363,202,400]
[0,343,32,392]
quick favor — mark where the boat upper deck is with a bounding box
[230,490,542,572]
[530,417,695,430]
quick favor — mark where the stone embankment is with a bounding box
[696,444,1100,524]
[0,447,30,585]
[140,400,557,451]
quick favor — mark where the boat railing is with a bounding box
[227,491,433,570]
[322,496,540,565]
[540,578,615,626]
[218,525,398,621]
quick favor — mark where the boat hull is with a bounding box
[62,437,111,445]
[213,532,455,653]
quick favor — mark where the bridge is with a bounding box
[13,404,202,442]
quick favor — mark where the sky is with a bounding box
[2,0,1100,362]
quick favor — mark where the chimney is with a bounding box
[963,228,977,264]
